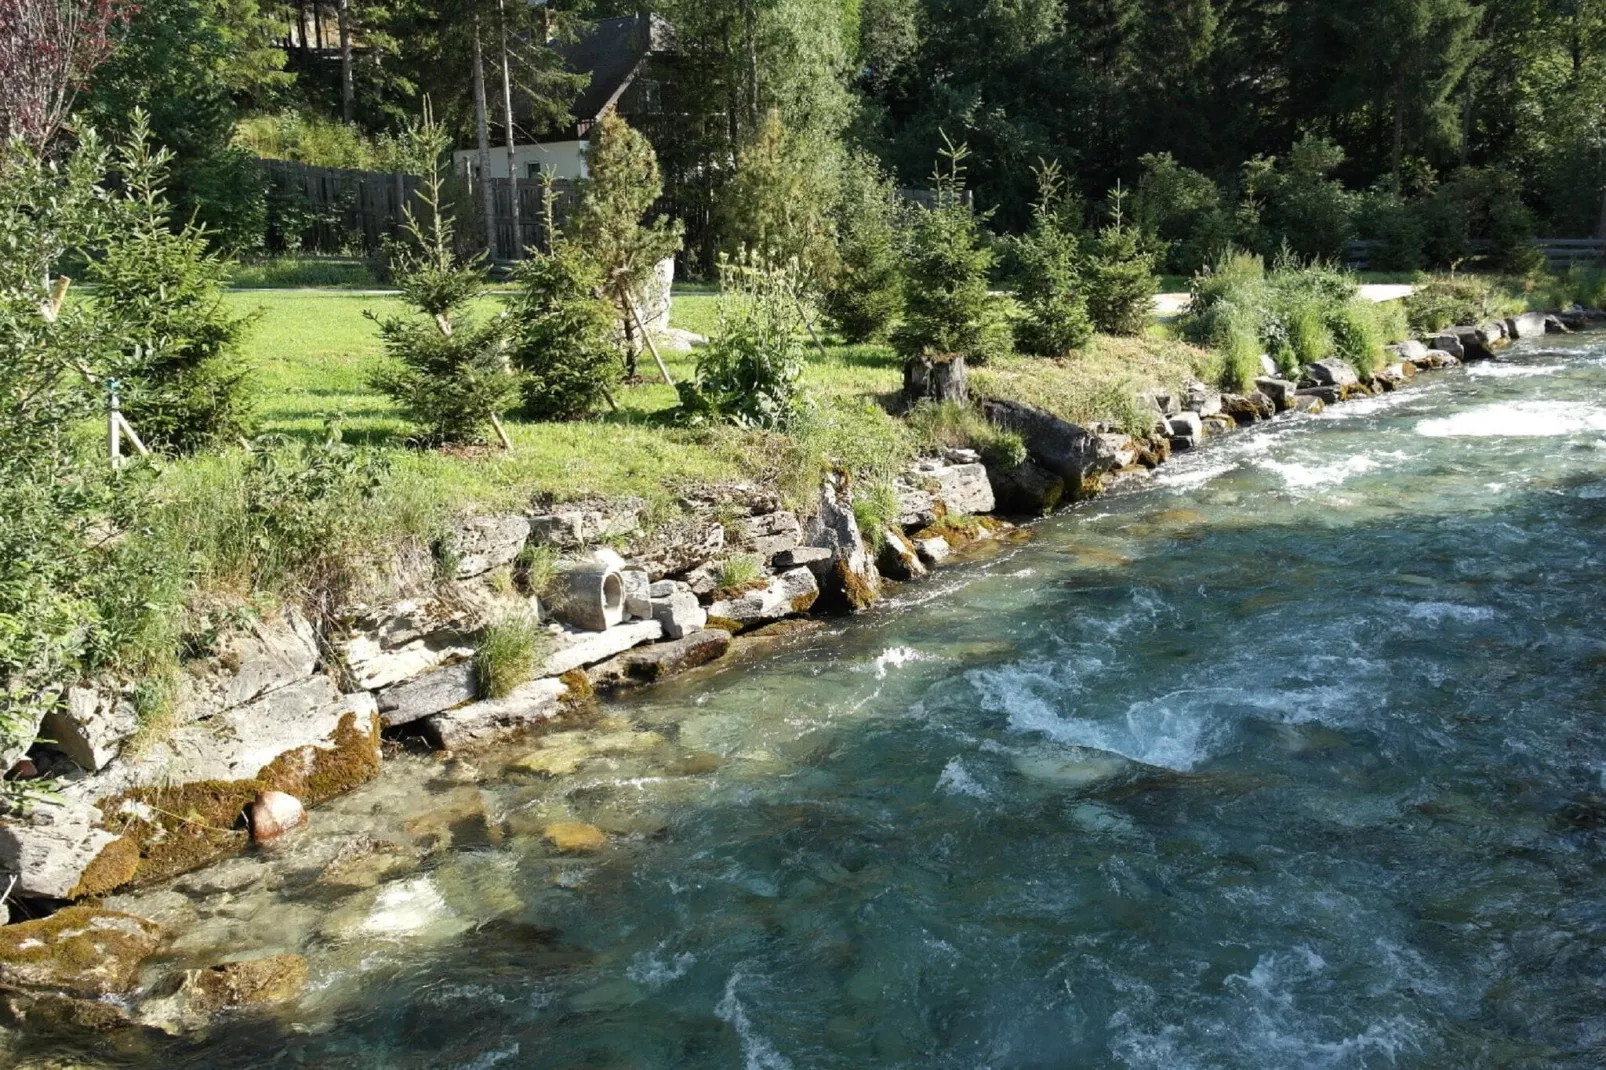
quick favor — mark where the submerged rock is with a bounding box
[317,836,420,890]
[186,953,308,1011]
[1012,745,1168,793]
[543,822,608,853]
[0,908,161,998]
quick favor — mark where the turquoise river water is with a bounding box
[27,332,1606,1069]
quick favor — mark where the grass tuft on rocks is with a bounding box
[474,615,546,700]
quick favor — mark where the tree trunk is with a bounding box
[1390,75,1405,191]
[472,16,498,259]
[741,0,758,126]
[902,354,968,409]
[498,0,522,259]
[337,0,354,122]
[313,1,324,49]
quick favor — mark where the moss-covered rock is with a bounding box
[543,822,607,853]
[0,908,161,998]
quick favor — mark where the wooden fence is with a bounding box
[261,159,578,259]
[1345,237,1606,272]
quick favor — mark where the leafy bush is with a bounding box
[677,252,810,430]
[1085,183,1159,336]
[1239,135,1356,262]
[1134,152,1237,276]
[0,129,180,787]
[369,120,519,446]
[232,435,391,599]
[893,137,1013,364]
[474,614,545,699]
[508,208,621,421]
[1417,167,1542,274]
[825,150,905,343]
[1210,301,1265,392]
[1535,265,1606,310]
[235,110,439,173]
[1013,160,1093,356]
[1404,276,1525,333]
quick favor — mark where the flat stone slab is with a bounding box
[540,620,664,678]
[422,677,570,751]
[587,629,732,691]
[377,662,476,727]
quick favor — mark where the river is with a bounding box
[26,331,1606,1069]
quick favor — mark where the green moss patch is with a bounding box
[0,908,161,998]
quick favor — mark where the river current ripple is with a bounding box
[47,335,1606,1069]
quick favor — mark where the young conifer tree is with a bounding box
[1086,182,1161,336]
[892,135,1012,364]
[572,108,683,378]
[508,173,621,420]
[1014,159,1093,356]
[368,111,519,446]
[89,111,256,454]
[824,149,904,343]
[719,108,840,289]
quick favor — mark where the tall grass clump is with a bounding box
[851,482,902,549]
[474,613,545,699]
[905,400,1028,468]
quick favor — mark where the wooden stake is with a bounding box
[116,413,150,457]
[793,287,827,359]
[623,285,674,386]
[41,275,70,323]
[489,412,513,450]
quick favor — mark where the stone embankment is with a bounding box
[0,304,1593,1028]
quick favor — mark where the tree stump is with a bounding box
[902,354,968,409]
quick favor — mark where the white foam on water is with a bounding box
[1465,362,1565,378]
[935,757,989,798]
[868,646,930,679]
[715,972,794,1070]
[1397,600,1496,624]
[454,1044,521,1070]
[360,876,454,937]
[1416,400,1606,437]
[627,947,696,988]
[973,665,1221,771]
[1256,452,1382,490]
[1152,459,1238,491]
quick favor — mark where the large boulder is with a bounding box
[1307,359,1359,387]
[1388,339,1430,363]
[526,499,644,550]
[1444,325,1498,361]
[0,908,160,999]
[542,620,664,678]
[1220,392,1274,424]
[980,399,1121,495]
[337,599,476,691]
[1183,381,1223,417]
[707,568,819,630]
[648,581,707,639]
[1428,333,1465,360]
[803,473,879,612]
[178,606,321,720]
[987,459,1065,515]
[900,459,995,525]
[875,529,929,581]
[445,515,530,579]
[1254,377,1298,411]
[735,511,803,557]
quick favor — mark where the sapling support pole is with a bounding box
[106,379,150,468]
[489,413,513,451]
[621,282,674,386]
[791,286,827,359]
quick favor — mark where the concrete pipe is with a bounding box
[552,561,625,632]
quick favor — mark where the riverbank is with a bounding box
[6,315,1606,1066]
[0,300,1597,1052]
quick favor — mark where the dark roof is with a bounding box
[557,14,670,125]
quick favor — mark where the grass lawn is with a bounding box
[199,286,1210,562]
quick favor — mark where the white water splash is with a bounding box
[935,758,989,798]
[869,646,929,679]
[1416,400,1606,437]
[627,948,696,988]
[1152,459,1238,490]
[1465,362,1565,378]
[715,972,793,1070]
[1256,452,1383,490]
[1399,600,1496,624]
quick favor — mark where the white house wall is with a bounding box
[453,141,589,181]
